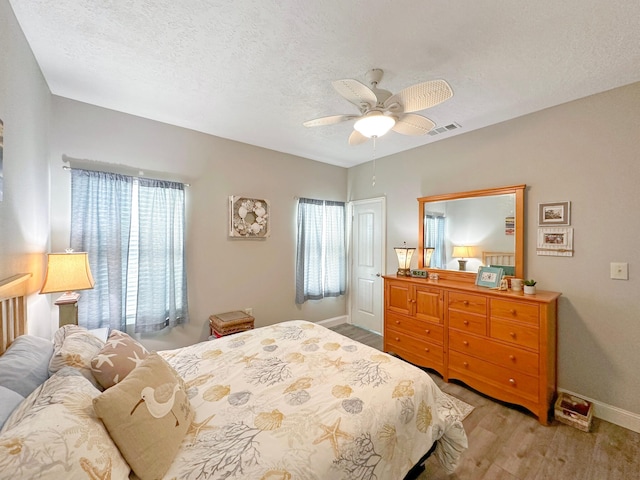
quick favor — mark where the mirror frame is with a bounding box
[418,184,526,283]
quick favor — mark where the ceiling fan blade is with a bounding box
[385,79,453,113]
[392,114,436,136]
[303,114,359,128]
[348,130,368,145]
[332,79,378,110]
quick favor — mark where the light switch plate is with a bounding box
[610,262,629,280]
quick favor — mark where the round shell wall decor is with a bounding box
[229,196,270,238]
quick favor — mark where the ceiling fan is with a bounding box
[303,69,453,145]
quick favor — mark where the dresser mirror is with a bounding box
[418,184,525,282]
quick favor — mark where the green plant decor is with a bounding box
[524,279,537,286]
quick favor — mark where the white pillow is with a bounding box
[0,368,130,479]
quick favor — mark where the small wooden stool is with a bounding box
[209,311,255,338]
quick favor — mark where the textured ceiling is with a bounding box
[9,0,640,168]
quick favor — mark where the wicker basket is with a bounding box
[554,393,593,432]
[209,311,254,337]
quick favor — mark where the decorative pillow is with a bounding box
[0,334,53,397]
[91,329,149,389]
[0,368,130,479]
[93,353,194,480]
[49,330,105,386]
[0,387,24,430]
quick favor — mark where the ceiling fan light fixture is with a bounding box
[354,112,396,138]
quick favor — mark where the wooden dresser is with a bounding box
[384,275,561,424]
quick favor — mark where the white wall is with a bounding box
[348,82,640,427]
[0,0,51,335]
[48,97,348,349]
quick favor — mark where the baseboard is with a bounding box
[559,388,640,433]
[317,316,348,328]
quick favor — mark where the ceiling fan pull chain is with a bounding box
[372,135,377,186]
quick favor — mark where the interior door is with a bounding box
[349,197,385,333]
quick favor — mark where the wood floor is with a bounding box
[330,323,640,480]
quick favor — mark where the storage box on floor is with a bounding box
[554,392,593,432]
[209,311,255,338]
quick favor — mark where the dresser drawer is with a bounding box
[449,309,487,335]
[386,312,443,345]
[449,292,487,315]
[491,299,539,325]
[449,330,539,376]
[490,318,539,351]
[449,350,538,401]
[384,329,444,366]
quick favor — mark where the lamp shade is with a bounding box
[354,111,396,138]
[452,246,471,259]
[40,252,95,294]
[424,247,435,268]
[394,243,415,276]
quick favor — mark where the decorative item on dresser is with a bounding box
[384,274,561,425]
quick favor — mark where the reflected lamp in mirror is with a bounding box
[452,245,472,271]
[424,247,435,268]
[40,251,95,327]
[394,242,415,277]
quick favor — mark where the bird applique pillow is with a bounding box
[93,352,194,480]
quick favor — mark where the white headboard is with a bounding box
[482,252,515,267]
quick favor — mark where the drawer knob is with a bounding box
[395,320,400,324]
[463,362,469,367]
[463,320,469,326]
[509,378,516,386]
[425,329,430,334]
[463,300,469,305]
[463,341,469,346]
[425,347,430,352]
[509,355,516,361]
[510,309,516,315]
[395,337,400,342]
[509,332,516,338]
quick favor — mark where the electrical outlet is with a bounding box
[244,307,253,316]
[610,262,628,280]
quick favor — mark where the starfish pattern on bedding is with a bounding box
[187,413,217,441]
[237,352,259,366]
[324,356,348,370]
[313,417,353,457]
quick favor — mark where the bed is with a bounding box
[0,273,467,479]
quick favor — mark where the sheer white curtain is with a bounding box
[70,169,188,331]
[295,198,346,304]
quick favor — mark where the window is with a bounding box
[295,198,346,304]
[70,169,188,332]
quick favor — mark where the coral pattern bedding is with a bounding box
[160,320,467,479]
[0,318,467,479]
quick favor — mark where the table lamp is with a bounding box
[452,245,471,271]
[40,250,95,327]
[394,242,415,277]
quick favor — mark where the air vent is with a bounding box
[428,122,461,136]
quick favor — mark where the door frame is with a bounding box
[347,196,386,329]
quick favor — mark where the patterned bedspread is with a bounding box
[160,320,467,479]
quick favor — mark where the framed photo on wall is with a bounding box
[536,227,574,256]
[538,201,571,226]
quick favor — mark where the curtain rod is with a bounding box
[61,165,191,187]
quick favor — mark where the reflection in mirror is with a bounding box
[418,185,525,281]
[425,194,515,272]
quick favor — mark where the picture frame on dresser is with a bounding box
[475,266,504,288]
